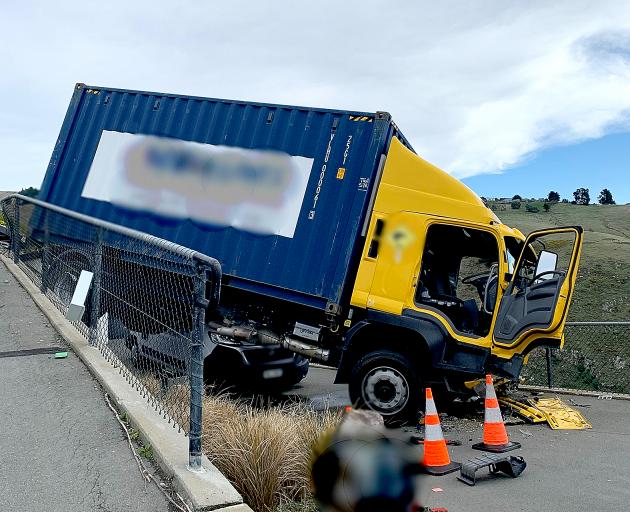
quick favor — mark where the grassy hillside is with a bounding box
[492,202,630,321]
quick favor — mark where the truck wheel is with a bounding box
[349,350,421,426]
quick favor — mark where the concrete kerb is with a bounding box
[1,256,252,512]
[520,384,630,400]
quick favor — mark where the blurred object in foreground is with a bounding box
[311,408,426,512]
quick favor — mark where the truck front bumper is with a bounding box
[205,343,310,389]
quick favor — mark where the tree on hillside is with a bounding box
[543,202,551,212]
[18,186,39,198]
[573,188,590,205]
[548,191,560,202]
[598,188,615,205]
[511,200,521,210]
[512,194,522,201]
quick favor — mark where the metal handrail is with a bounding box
[3,194,221,273]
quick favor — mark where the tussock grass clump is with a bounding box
[201,394,341,512]
[136,373,342,510]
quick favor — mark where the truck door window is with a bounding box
[513,232,575,292]
[494,230,579,344]
[415,224,499,336]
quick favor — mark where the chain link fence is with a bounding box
[521,322,630,394]
[0,194,221,468]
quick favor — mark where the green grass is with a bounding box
[128,427,140,441]
[138,443,154,461]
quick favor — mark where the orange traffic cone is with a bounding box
[422,388,460,475]
[473,375,521,453]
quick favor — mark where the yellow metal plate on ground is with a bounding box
[526,398,592,430]
[499,397,547,423]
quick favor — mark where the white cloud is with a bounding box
[1,0,630,189]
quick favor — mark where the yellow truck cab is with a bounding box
[337,137,583,421]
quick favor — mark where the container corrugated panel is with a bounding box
[39,84,413,310]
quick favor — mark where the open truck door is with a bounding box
[492,227,583,353]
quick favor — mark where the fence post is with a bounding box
[40,209,50,294]
[89,227,103,347]
[545,347,553,388]
[12,198,20,264]
[189,262,208,471]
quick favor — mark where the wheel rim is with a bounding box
[361,365,410,415]
[53,271,78,306]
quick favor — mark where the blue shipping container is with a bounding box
[39,84,412,311]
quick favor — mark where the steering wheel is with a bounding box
[462,271,491,285]
[530,270,565,285]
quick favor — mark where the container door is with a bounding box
[492,227,583,351]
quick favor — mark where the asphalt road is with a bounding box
[0,263,169,512]
[293,365,630,511]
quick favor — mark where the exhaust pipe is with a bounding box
[280,337,330,362]
[210,323,330,362]
[208,322,256,341]
[257,328,330,362]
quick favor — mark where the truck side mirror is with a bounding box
[535,250,557,277]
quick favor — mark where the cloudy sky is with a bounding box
[1,0,629,201]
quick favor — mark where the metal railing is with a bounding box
[0,194,221,469]
[521,321,630,394]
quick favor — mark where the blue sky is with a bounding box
[464,132,630,204]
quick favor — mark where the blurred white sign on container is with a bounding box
[82,131,314,238]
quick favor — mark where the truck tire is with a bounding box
[349,350,422,426]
